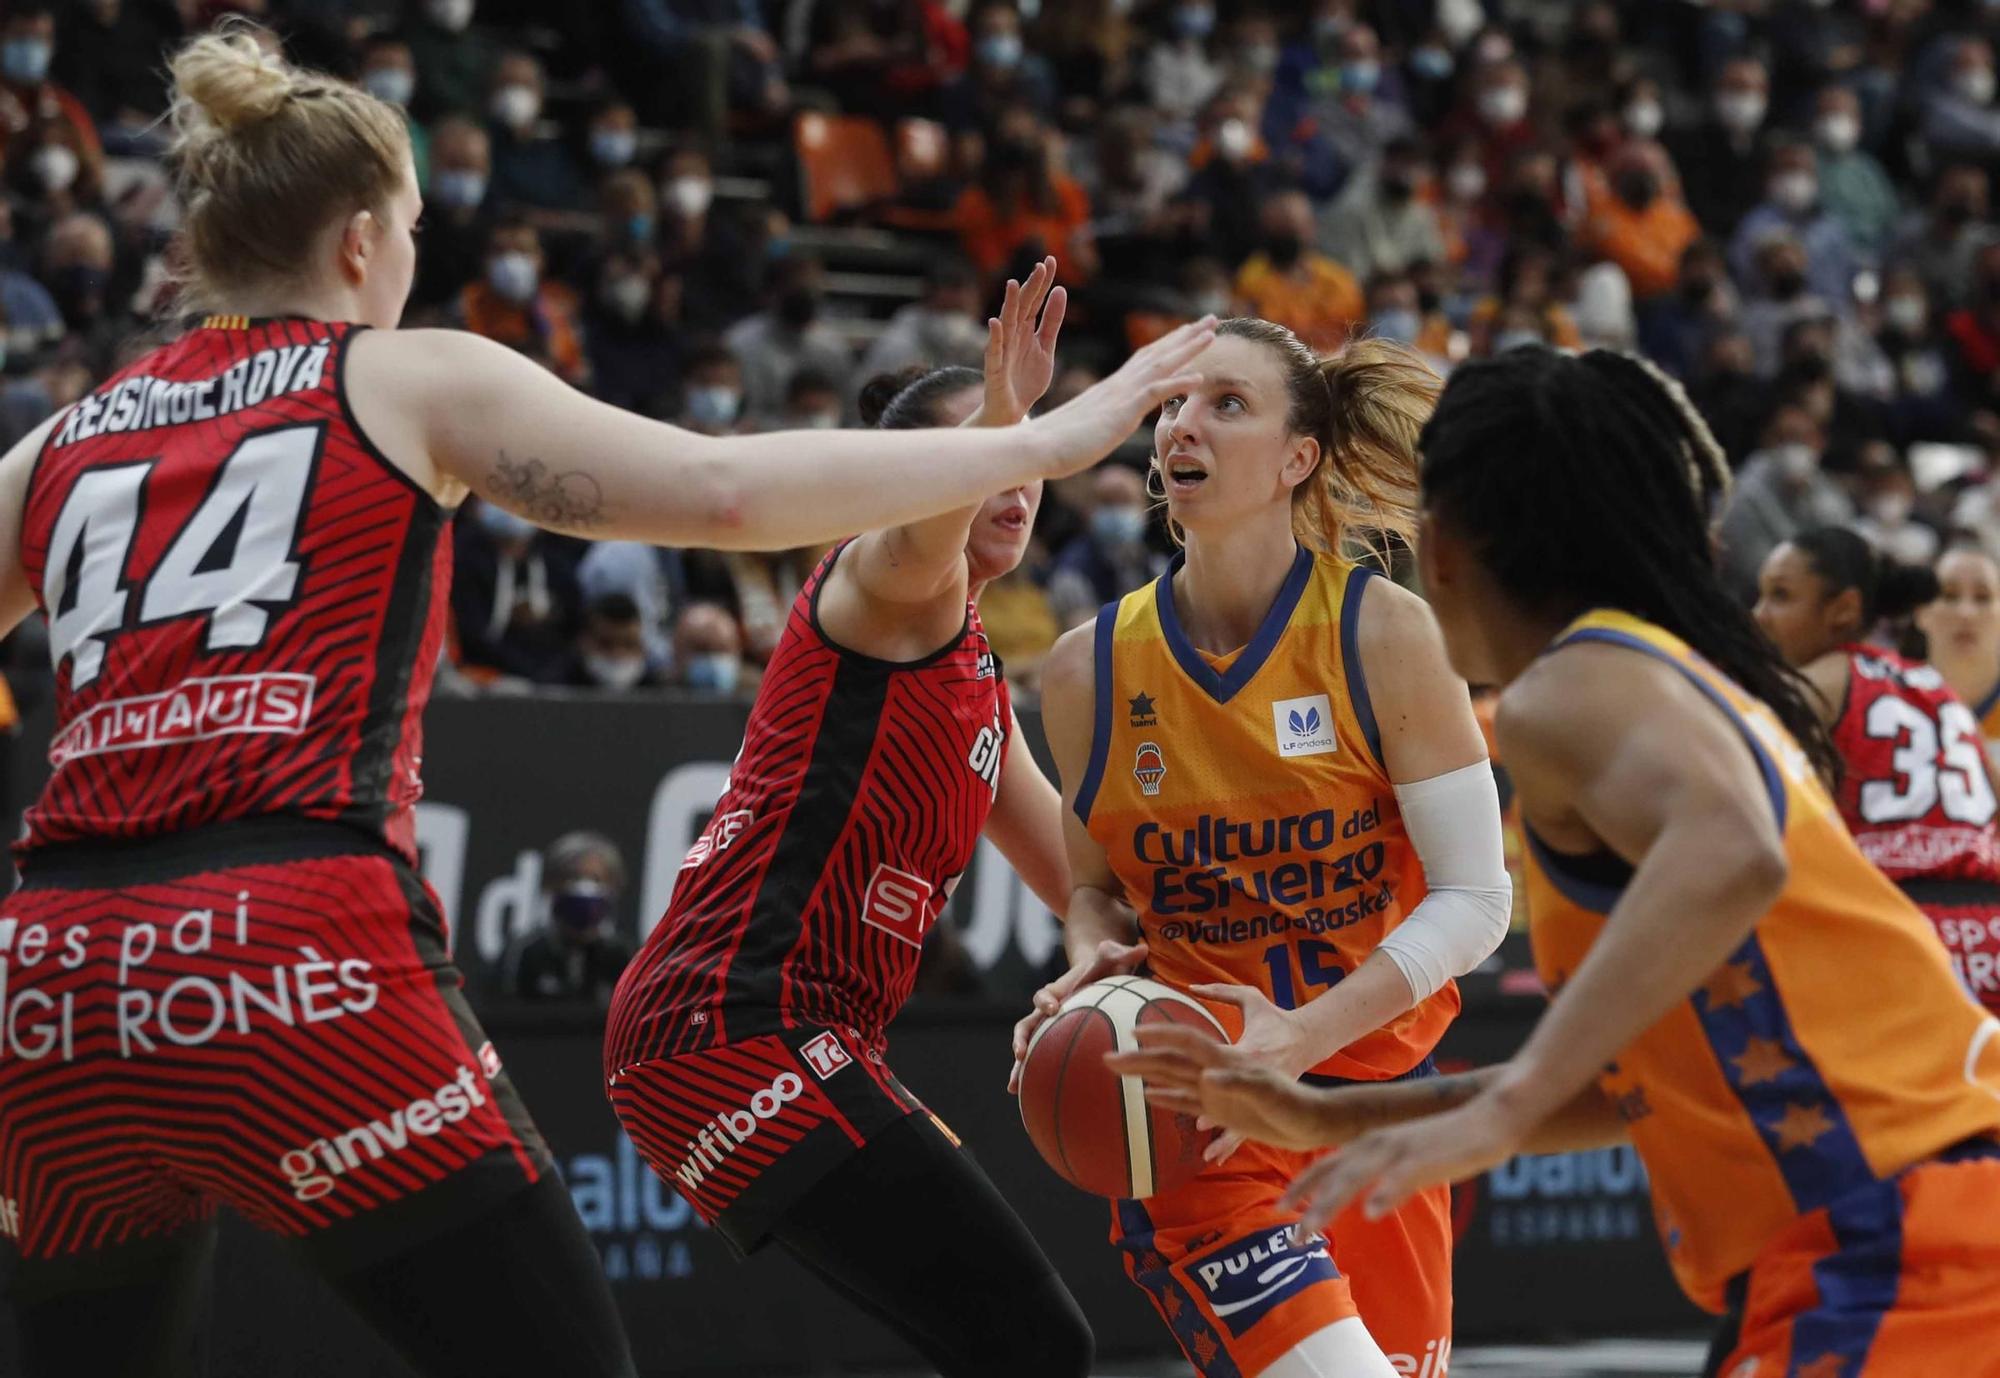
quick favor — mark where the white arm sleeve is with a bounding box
[1375,759,1513,1004]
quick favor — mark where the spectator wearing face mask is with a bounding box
[723,254,853,425]
[596,168,660,267]
[1852,444,1940,568]
[1731,138,1859,309]
[1172,90,1285,268]
[1923,37,2000,166]
[1145,1,1224,131]
[1637,238,1737,380]
[585,100,642,176]
[555,593,670,691]
[678,343,748,436]
[1811,84,1896,260]
[938,2,1056,132]
[501,833,635,1005]
[1718,403,1856,602]
[672,600,750,695]
[1468,243,1583,356]
[1234,190,1365,353]
[0,5,99,162]
[356,38,428,187]
[1689,328,1767,465]
[1363,270,1452,364]
[1582,142,1699,303]
[782,368,845,431]
[37,210,122,370]
[7,117,102,240]
[1045,462,1163,629]
[1616,76,1667,148]
[1432,135,1502,284]
[1666,55,1771,239]
[1891,163,2000,312]
[1289,23,1413,196]
[655,145,758,332]
[1321,136,1445,282]
[486,51,588,214]
[456,215,589,386]
[584,253,684,415]
[413,117,496,313]
[951,123,1096,283]
[404,0,499,124]
[1443,58,1536,196]
[861,257,988,378]
[452,498,584,684]
[1873,266,1960,444]
[1739,232,1833,377]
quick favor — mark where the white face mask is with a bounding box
[363,67,415,108]
[583,651,648,691]
[487,251,538,303]
[490,83,540,131]
[427,0,474,32]
[1479,85,1527,126]
[1959,67,1997,106]
[1773,442,1819,482]
[1623,100,1664,139]
[665,175,713,218]
[1816,112,1860,153]
[683,651,741,693]
[31,143,76,193]
[797,412,840,430]
[605,275,650,320]
[1770,170,1818,214]
[1716,90,1767,133]
[1870,492,1914,527]
[1885,295,1926,334]
[1447,163,1486,202]
[1216,117,1254,163]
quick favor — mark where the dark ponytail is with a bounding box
[857,365,983,430]
[1419,347,1843,784]
[1789,525,1941,658]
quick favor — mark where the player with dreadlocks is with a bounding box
[1111,347,2000,1377]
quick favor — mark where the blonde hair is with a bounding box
[1155,321,1439,567]
[166,21,411,312]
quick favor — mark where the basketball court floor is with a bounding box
[873,1337,1711,1377]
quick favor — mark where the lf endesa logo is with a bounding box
[277,1066,488,1202]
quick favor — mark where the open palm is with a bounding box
[983,255,1067,425]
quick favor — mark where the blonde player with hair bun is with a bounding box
[1018,325,1512,1378]
[0,23,1212,1378]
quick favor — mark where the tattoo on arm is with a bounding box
[488,450,608,532]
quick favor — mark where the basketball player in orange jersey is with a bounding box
[0,25,1212,1378]
[1920,545,2000,756]
[1116,348,2000,1378]
[1018,328,1513,1378]
[1754,527,2000,1015]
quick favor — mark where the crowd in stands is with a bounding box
[8,0,2000,702]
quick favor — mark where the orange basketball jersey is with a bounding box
[1075,548,1454,1080]
[1523,610,2000,1312]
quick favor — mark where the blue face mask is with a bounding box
[549,881,614,936]
[1174,5,1215,39]
[2,38,51,86]
[590,128,637,166]
[977,32,1023,69]
[1409,46,1453,81]
[1091,506,1146,547]
[1372,307,1421,345]
[626,212,654,243]
[684,651,741,693]
[686,385,740,428]
[433,169,487,209]
[1340,60,1381,95]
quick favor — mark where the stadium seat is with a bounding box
[794,112,899,223]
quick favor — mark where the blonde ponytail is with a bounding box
[166,20,410,312]
[1298,337,1437,565]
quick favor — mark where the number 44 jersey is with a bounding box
[18,317,449,863]
[1831,645,2000,884]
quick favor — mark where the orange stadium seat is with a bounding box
[794,112,898,222]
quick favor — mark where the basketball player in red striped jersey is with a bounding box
[0,25,1212,1378]
[606,260,1100,1377]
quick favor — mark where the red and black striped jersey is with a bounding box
[606,545,1011,1073]
[17,316,450,864]
[1830,644,2000,885]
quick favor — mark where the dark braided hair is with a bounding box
[857,365,983,430]
[1419,347,1842,783]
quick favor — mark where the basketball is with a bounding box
[1018,975,1227,1199]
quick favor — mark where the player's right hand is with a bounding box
[1007,937,1149,1094]
[1106,1023,1362,1152]
[1024,317,1216,479]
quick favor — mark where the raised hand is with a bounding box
[1026,315,1216,478]
[983,256,1067,426]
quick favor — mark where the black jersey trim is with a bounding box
[342,488,447,838]
[806,540,973,672]
[335,324,453,512]
[14,815,404,888]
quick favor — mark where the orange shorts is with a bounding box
[1112,1137,1452,1378]
[1715,1141,2000,1377]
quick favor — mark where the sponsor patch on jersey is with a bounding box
[1133,741,1167,796]
[1271,694,1337,759]
[800,1030,852,1080]
[1128,692,1158,728]
[859,864,936,948]
[1187,1225,1339,1337]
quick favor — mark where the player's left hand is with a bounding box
[982,256,1067,426]
[1280,1097,1524,1239]
[1186,982,1315,1165]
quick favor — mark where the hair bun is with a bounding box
[1876,558,1943,620]
[856,365,932,427]
[170,24,294,137]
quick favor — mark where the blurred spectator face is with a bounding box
[1508,146,1559,201]
[485,224,542,305]
[1705,331,1756,379]
[1680,241,1726,305]
[971,5,1025,74]
[683,353,744,433]
[1755,236,1810,300]
[1857,446,1917,528]
[1610,148,1660,211]
[1260,192,1315,269]
[1783,318,1836,370]
[1491,304,1548,354]
[45,213,112,324]
[1229,17,1281,79]
[542,835,624,942]
[1477,61,1529,128]
[650,272,685,325]
[784,377,842,429]
[1367,275,1421,344]
[577,601,651,690]
[490,54,544,133]
[430,120,491,210]
[1182,257,1232,317]
[1443,144,1486,204]
[590,104,640,169]
[1814,87,1861,155]
[1766,144,1819,216]
[360,41,416,110]
[1622,79,1664,140]
[1472,26,1515,68]
[1760,405,1826,487]
[1953,39,1996,107]
[1881,267,1929,336]
[23,124,80,200]
[1,11,54,86]
[674,603,744,692]
[1715,59,1769,135]
[769,257,824,330]
[602,170,657,245]
[1087,464,1147,552]
[425,0,475,34]
[1338,26,1381,98]
[1378,141,1425,201]
[662,149,714,221]
[1935,165,1988,228]
[1172,2,1215,42]
[597,252,656,323]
